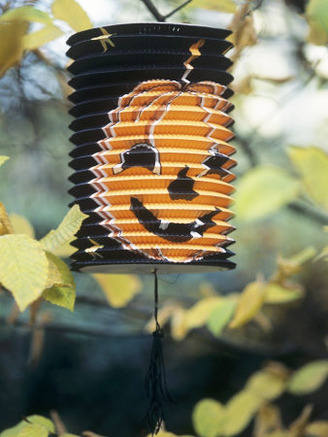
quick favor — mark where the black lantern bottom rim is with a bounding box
[71,258,236,274]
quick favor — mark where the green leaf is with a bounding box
[288,146,328,212]
[52,0,92,31]
[306,0,328,45]
[0,416,54,437]
[93,274,141,308]
[185,297,221,331]
[229,280,267,329]
[0,234,48,311]
[235,166,300,222]
[0,6,52,24]
[40,205,87,253]
[18,424,48,437]
[264,283,303,304]
[287,360,328,395]
[192,398,225,437]
[246,367,288,401]
[0,155,9,168]
[207,299,237,336]
[9,213,35,238]
[24,24,64,50]
[0,21,28,78]
[223,391,262,436]
[43,252,75,311]
[190,0,237,13]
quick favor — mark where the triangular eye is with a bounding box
[113,143,161,175]
[198,152,231,178]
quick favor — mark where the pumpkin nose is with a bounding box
[168,166,198,201]
[113,142,160,175]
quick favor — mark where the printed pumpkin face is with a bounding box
[88,79,236,263]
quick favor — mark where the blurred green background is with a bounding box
[1,0,328,436]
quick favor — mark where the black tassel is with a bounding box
[145,270,173,435]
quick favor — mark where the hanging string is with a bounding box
[145,269,173,435]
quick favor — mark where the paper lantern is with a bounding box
[67,22,236,274]
[67,22,236,434]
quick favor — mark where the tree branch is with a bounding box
[140,0,193,22]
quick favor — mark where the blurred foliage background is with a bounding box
[1,0,328,436]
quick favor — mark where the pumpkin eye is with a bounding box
[113,143,160,175]
[198,152,231,178]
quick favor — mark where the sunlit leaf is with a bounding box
[0,6,52,23]
[190,0,237,13]
[288,146,328,212]
[0,203,14,235]
[24,23,64,50]
[229,280,267,329]
[171,307,188,341]
[192,398,225,437]
[185,297,221,331]
[272,248,316,283]
[93,274,141,308]
[305,421,328,436]
[40,205,87,253]
[0,20,28,78]
[9,213,35,238]
[0,234,48,311]
[223,391,261,436]
[18,424,48,437]
[246,365,289,401]
[264,283,303,304]
[43,252,75,311]
[0,416,54,437]
[0,156,9,168]
[306,0,328,45]
[288,360,328,395]
[52,0,92,31]
[207,298,237,336]
[235,166,300,222]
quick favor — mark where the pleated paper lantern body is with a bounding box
[67,23,236,274]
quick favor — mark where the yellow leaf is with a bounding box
[0,6,52,23]
[190,0,237,13]
[52,0,92,31]
[0,20,28,78]
[289,405,313,435]
[40,205,87,253]
[0,156,9,167]
[0,234,48,311]
[246,365,289,401]
[9,213,35,238]
[192,398,225,437]
[229,280,267,329]
[93,273,141,308]
[24,24,64,50]
[235,166,300,222]
[288,146,328,212]
[287,360,328,395]
[52,240,75,258]
[207,298,237,336]
[271,248,316,283]
[0,203,14,235]
[305,421,328,436]
[264,283,303,304]
[171,307,188,341]
[43,252,75,311]
[223,391,262,436]
[185,297,221,331]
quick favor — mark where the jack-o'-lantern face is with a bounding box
[89,80,236,263]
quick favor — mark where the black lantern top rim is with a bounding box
[67,22,232,46]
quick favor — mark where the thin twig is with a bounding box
[140,0,165,21]
[164,0,193,20]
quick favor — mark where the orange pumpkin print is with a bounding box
[87,79,236,263]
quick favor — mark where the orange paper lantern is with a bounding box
[67,23,236,274]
